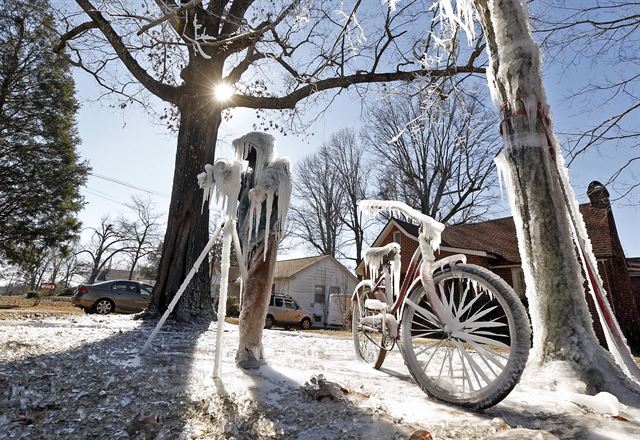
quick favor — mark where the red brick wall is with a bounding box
[631,276,640,301]
[602,211,640,351]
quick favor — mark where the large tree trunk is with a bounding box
[474,0,640,400]
[149,80,222,322]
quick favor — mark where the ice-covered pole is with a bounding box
[140,223,223,354]
[213,219,233,378]
[205,159,242,378]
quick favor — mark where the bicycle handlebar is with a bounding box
[359,200,445,250]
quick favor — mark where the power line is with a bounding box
[89,172,169,198]
[83,188,131,208]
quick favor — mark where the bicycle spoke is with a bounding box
[456,343,475,393]
[415,337,444,357]
[453,331,510,349]
[471,341,508,370]
[463,319,507,330]
[405,297,441,327]
[452,339,490,388]
[464,304,498,325]
[421,339,446,372]
[467,340,502,377]
[411,329,442,338]
[455,290,483,320]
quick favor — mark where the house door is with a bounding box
[313,285,326,325]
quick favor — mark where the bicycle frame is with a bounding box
[360,242,467,340]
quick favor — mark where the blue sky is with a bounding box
[73,43,640,260]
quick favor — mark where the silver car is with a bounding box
[265,293,314,330]
[71,280,153,314]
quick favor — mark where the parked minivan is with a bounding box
[265,293,314,330]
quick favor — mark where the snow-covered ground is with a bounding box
[1,314,639,439]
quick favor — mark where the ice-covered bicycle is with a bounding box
[352,200,531,409]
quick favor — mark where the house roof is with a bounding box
[225,255,355,283]
[97,269,137,281]
[273,255,327,279]
[373,203,617,266]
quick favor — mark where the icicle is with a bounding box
[206,159,243,217]
[364,243,401,288]
[264,190,274,261]
[391,252,401,301]
[197,163,216,212]
[232,132,276,184]
[434,0,477,44]
[522,95,538,132]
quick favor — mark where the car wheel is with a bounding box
[300,317,312,330]
[264,314,274,329]
[93,299,114,315]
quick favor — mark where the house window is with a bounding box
[511,268,526,297]
[393,231,401,244]
[314,285,325,303]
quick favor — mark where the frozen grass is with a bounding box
[0,295,82,316]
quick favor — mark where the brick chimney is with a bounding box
[587,181,610,209]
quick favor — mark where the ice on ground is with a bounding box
[1,314,639,439]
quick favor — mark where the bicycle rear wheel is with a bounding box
[400,264,530,409]
[352,285,387,369]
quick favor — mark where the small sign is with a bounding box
[40,283,56,292]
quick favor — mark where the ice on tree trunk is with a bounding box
[430,0,640,397]
[229,132,292,368]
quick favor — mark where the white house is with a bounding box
[215,255,358,327]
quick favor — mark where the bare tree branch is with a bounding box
[228,66,485,110]
[75,0,179,103]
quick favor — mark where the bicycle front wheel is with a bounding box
[352,285,387,369]
[400,264,530,409]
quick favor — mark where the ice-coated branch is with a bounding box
[137,0,201,36]
[226,65,485,110]
[197,159,243,215]
[75,0,179,103]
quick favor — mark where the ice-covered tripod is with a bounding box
[140,132,291,378]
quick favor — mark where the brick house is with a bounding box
[356,183,640,351]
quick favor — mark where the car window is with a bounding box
[269,296,274,306]
[274,297,283,307]
[141,284,153,295]
[111,282,139,293]
[284,299,296,309]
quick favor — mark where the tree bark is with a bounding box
[149,79,223,322]
[474,0,640,400]
[236,235,278,367]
